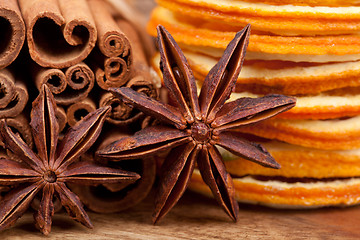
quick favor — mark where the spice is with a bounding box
[97,25,296,223]
[88,0,131,58]
[0,85,140,235]
[92,49,132,90]
[99,74,158,127]
[0,114,33,151]
[66,98,97,127]
[69,132,157,213]
[18,0,97,68]
[0,0,25,69]
[0,69,28,119]
[55,106,67,132]
[98,19,158,127]
[33,62,95,106]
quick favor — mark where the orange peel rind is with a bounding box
[237,116,360,150]
[151,53,360,120]
[147,7,360,57]
[220,141,360,178]
[156,0,360,35]
[190,169,360,208]
[184,51,360,95]
[229,91,360,120]
[229,0,360,7]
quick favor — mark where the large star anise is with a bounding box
[0,85,140,235]
[96,25,296,223]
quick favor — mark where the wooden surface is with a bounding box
[1,190,360,239]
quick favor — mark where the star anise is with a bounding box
[96,25,296,223]
[0,85,140,235]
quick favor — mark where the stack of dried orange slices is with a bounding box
[147,0,360,208]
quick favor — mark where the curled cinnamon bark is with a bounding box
[99,91,135,125]
[70,132,156,213]
[107,0,156,63]
[33,67,66,94]
[18,0,97,68]
[93,52,132,90]
[88,1,133,89]
[62,62,95,104]
[99,75,158,126]
[117,19,158,99]
[66,98,96,127]
[0,69,28,118]
[70,158,155,213]
[0,113,33,149]
[88,0,131,58]
[126,76,158,108]
[33,62,95,105]
[98,19,158,126]
[0,69,16,108]
[55,106,67,132]
[0,0,25,69]
[117,19,153,84]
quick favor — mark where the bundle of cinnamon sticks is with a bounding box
[0,0,158,213]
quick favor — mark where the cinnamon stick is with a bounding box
[0,69,28,118]
[117,18,159,100]
[107,0,156,63]
[0,69,16,108]
[117,19,153,84]
[0,0,25,69]
[93,52,132,90]
[33,67,67,95]
[33,62,95,105]
[126,76,157,99]
[99,91,136,125]
[99,76,157,126]
[70,132,156,213]
[88,0,131,58]
[18,0,97,68]
[62,62,95,104]
[97,19,158,126]
[66,97,96,127]
[0,113,33,149]
[55,106,67,132]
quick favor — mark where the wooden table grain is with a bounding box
[1,191,360,239]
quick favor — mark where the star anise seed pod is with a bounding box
[96,25,296,223]
[0,85,140,235]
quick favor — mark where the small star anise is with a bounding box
[0,85,140,235]
[96,25,296,223]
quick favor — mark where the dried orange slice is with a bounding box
[156,0,360,35]
[151,53,360,120]
[228,91,360,120]
[229,92,360,120]
[147,7,360,57]
[184,51,360,95]
[181,44,360,63]
[232,0,360,7]
[238,116,360,150]
[275,96,360,120]
[190,169,360,208]
[219,141,360,178]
